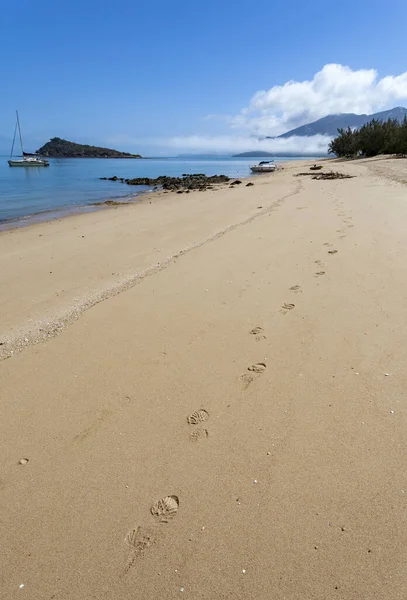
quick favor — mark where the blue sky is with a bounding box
[2,0,407,155]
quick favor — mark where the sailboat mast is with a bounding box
[10,121,18,158]
[16,110,24,155]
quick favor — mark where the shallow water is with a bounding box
[0,156,310,226]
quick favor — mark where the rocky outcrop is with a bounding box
[100,173,230,192]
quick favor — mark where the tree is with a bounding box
[328,127,359,157]
[329,117,407,158]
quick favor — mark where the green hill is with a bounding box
[36,137,142,158]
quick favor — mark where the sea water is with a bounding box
[0,156,310,227]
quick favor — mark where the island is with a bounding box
[35,137,142,158]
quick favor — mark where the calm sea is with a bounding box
[0,156,310,228]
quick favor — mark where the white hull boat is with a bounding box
[7,111,49,167]
[8,157,49,167]
[250,160,276,173]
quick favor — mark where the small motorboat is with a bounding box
[250,160,276,173]
[7,111,49,167]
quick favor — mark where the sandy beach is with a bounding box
[1,157,407,599]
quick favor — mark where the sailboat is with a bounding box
[8,111,49,167]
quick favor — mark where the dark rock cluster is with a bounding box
[312,171,354,180]
[100,173,230,192]
[295,171,354,180]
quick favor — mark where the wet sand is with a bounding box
[1,158,407,599]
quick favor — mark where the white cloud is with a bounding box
[156,134,330,155]
[231,63,407,136]
[106,133,330,156]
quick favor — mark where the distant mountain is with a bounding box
[276,107,407,138]
[233,151,275,157]
[36,137,142,158]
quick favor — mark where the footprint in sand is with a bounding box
[315,271,326,277]
[124,495,180,573]
[250,326,266,341]
[290,285,302,293]
[328,249,338,255]
[124,525,161,573]
[151,495,179,523]
[241,362,266,389]
[187,409,209,425]
[280,303,295,313]
[248,362,267,373]
[240,373,254,389]
[190,427,209,442]
[187,409,210,441]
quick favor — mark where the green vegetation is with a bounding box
[36,137,142,158]
[329,118,407,158]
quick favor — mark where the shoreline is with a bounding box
[0,178,234,232]
[0,188,149,232]
[0,168,281,360]
[0,157,315,232]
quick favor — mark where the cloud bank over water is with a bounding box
[107,133,331,156]
[160,134,331,155]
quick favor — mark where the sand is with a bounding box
[1,158,407,599]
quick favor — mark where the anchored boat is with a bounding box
[8,111,49,167]
[250,160,276,173]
